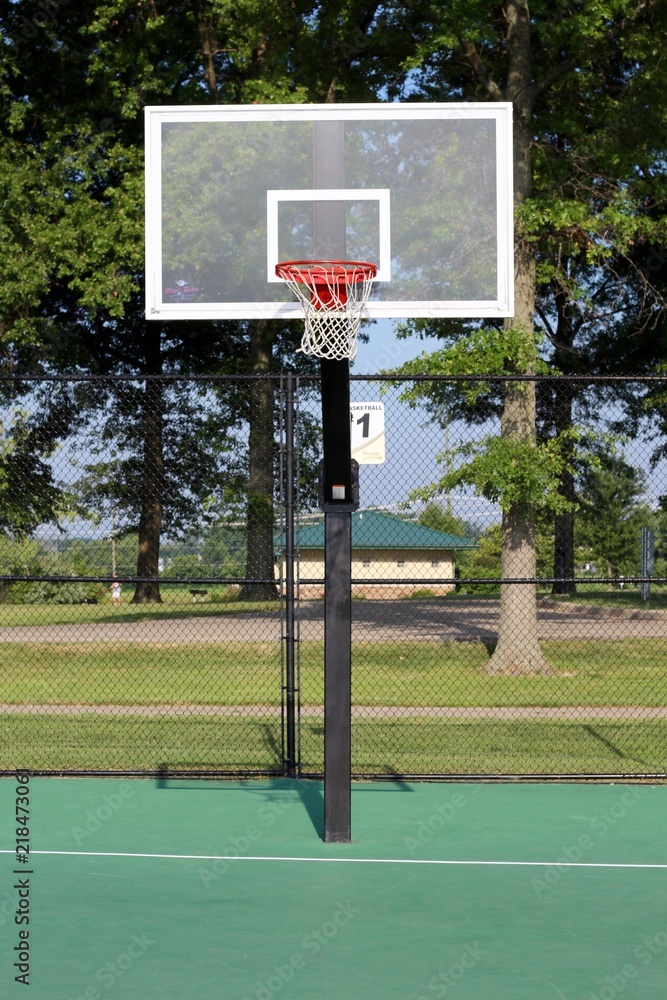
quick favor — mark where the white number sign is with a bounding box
[350,402,385,464]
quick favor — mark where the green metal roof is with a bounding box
[295,510,474,551]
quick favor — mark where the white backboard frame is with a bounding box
[145,103,514,321]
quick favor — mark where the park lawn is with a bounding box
[0,595,281,628]
[0,642,283,705]
[0,715,284,772]
[548,586,667,611]
[345,638,667,707]
[1,714,665,775]
[342,719,667,775]
[2,638,667,706]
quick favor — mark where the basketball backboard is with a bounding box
[145,103,513,321]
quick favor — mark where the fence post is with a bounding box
[641,526,655,602]
[283,374,297,777]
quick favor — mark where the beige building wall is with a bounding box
[278,549,457,598]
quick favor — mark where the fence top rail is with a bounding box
[1,372,667,384]
[349,374,667,383]
[0,372,292,383]
[2,575,664,586]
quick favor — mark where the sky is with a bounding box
[351,318,424,376]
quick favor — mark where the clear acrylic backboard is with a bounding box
[145,103,513,321]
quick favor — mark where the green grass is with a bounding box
[347,639,667,707]
[0,595,280,627]
[3,639,667,707]
[1,714,664,775]
[336,720,667,775]
[0,641,282,704]
[0,715,284,772]
[5,587,667,630]
[2,629,666,774]
[547,585,667,610]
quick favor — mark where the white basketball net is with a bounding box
[275,261,376,361]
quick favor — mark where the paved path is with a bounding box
[2,599,667,644]
[2,703,667,719]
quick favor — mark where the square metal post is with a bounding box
[283,374,297,777]
[314,120,353,842]
[324,511,352,841]
[641,527,655,602]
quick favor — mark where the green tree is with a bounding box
[576,446,654,583]
[417,502,478,542]
[0,533,106,604]
[380,0,667,671]
[455,519,555,594]
[0,0,322,601]
[199,524,247,579]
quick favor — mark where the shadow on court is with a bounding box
[156,773,328,839]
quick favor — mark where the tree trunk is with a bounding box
[196,1,218,101]
[132,333,164,604]
[239,321,279,601]
[486,257,552,674]
[484,0,552,673]
[552,378,576,595]
[487,378,552,675]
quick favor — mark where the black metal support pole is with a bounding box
[319,357,354,843]
[312,120,353,841]
[324,509,352,842]
[284,374,297,778]
[320,358,353,505]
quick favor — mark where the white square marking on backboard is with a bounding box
[266,189,391,282]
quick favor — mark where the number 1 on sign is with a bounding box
[356,412,370,437]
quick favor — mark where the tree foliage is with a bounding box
[1,1,667,625]
[412,429,589,517]
[576,443,654,580]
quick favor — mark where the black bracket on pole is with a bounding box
[318,459,359,513]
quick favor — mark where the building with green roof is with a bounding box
[280,510,475,598]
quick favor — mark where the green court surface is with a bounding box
[1,778,666,999]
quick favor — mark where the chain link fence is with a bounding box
[1,373,666,779]
[0,374,291,776]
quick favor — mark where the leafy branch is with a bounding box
[382,326,553,405]
[409,429,599,516]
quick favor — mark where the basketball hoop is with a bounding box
[275,260,377,361]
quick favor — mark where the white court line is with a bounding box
[1,850,666,869]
